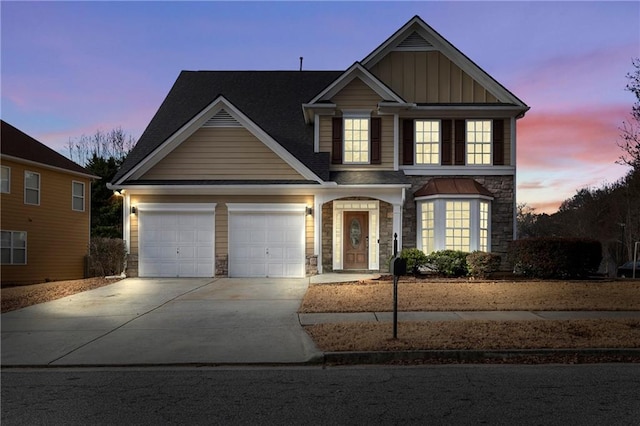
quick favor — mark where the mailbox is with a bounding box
[390,256,407,277]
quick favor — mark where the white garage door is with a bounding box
[138,204,215,278]
[228,204,306,278]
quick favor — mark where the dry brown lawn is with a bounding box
[301,278,640,353]
[300,278,640,312]
[1,277,122,313]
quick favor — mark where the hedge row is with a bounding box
[397,237,602,279]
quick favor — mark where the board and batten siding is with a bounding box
[0,159,91,284]
[141,127,305,180]
[129,195,315,259]
[369,51,500,104]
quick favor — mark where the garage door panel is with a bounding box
[139,210,214,278]
[229,210,305,278]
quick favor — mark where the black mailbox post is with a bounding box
[390,256,406,339]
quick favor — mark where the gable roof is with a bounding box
[0,120,96,178]
[112,71,342,184]
[362,15,528,111]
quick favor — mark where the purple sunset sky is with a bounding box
[2,1,638,213]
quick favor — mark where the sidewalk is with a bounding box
[299,310,640,325]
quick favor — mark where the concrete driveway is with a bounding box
[1,277,320,366]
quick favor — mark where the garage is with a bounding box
[228,203,306,278]
[138,204,216,278]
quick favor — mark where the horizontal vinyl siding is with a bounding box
[141,127,305,180]
[0,159,91,284]
[129,195,314,258]
[323,78,393,169]
[369,51,500,104]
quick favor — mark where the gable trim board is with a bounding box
[114,96,323,185]
[361,16,528,111]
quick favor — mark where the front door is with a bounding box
[343,211,368,270]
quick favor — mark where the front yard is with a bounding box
[301,277,640,353]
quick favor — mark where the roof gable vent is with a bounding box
[395,31,434,51]
[203,109,241,127]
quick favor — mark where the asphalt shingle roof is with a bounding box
[1,120,94,176]
[112,71,343,184]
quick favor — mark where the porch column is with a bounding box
[393,202,403,254]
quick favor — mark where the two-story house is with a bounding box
[109,16,528,278]
[1,120,97,284]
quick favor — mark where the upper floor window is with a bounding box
[343,118,369,164]
[24,171,40,205]
[1,230,27,265]
[72,181,85,212]
[1,166,10,193]
[415,120,440,165]
[332,115,381,166]
[466,120,492,165]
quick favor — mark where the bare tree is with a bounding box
[618,58,640,170]
[66,127,135,167]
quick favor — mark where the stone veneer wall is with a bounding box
[321,198,393,273]
[402,175,515,270]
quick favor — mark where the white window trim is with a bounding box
[415,119,441,166]
[1,230,27,265]
[466,119,493,166]
[416,197,492,254]
[72,181,85,212]
[332,200,379,271]
[1,166,10,194]
[342,111,372,165]
[24,171,40,206]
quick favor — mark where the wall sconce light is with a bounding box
[131,206,137,215]
[305,206,313,216]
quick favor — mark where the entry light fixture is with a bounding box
[305,206,313,216]
[131,206,137,215]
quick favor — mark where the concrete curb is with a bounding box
[321,348,640,365]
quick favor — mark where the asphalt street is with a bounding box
[3,364,640,425]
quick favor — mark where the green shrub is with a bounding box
[509,237,602,279]
[398,248,429,275]
[86,237,127,277]
[467,251,502,278]
[426,250,469,277]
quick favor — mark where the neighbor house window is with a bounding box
[415,120,440,165]
[417,198,491,254]
[24,171,40,205]
[1,230,27,265]
[343,118,369,163]
[1,166,10,193]
[72,181,85,211]
[466,120,492,165]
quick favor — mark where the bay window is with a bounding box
[417,198,491,254]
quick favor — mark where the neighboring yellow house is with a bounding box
[1,120,98,285]
[110,16,529,279]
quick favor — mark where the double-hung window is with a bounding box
[72,181,85,212]
[466,120,492,165]
[1,166,10,193]
[415,120,440,165]
[343,117,369,164]
[24,171,40,205]
[1,230,27,265]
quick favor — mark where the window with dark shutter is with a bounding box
[493,119,504,166]
[371,117,382,164]
[402,119,414,165]
[454,120,465,165]
[332,117,343,164]
[441,119,452,165]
